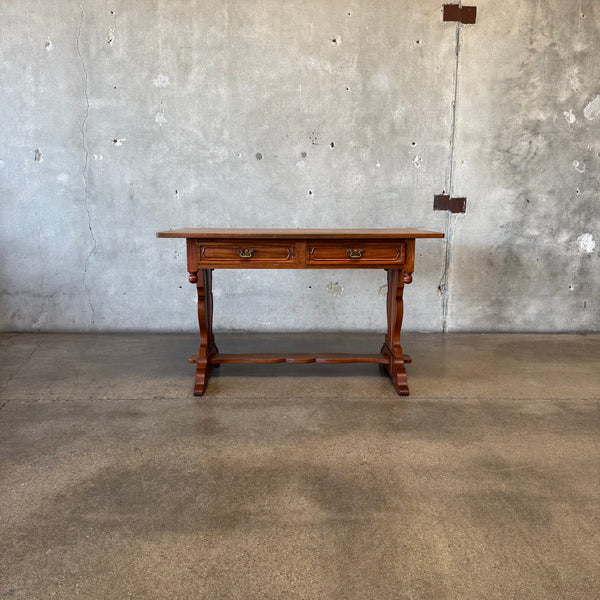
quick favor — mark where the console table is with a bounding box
[157,228,444,396]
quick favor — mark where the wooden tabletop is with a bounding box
[157,228,444,239]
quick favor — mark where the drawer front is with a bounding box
[197,242,295,266]
[306,242,405,266]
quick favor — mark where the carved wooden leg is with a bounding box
[190,269,217,396]
[381,269,409,396]
[194,362,211,396]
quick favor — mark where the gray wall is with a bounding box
[1,0,598,333]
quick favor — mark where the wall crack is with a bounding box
[76,4,97,328]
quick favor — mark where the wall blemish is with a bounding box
[326,282,344,296]
[152,74,170,88]
[583,95,600,120]
[568,72,581,92]
[576,233,596,254]
[34,148,43,162]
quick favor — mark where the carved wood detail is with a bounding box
[193,269,217,396]
[381,269,409,395]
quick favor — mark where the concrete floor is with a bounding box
[1,332,599,599]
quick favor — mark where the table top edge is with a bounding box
[156,228,445,239]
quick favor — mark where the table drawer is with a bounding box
[306,242,405,266]
[197,242,295,266]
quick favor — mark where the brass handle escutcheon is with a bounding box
[347,249,364,259]
[238,248,256,258]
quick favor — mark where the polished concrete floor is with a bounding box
[1,332,599,599]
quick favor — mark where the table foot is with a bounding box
[381,343,410,396]
[387,360,409,396]
[193,362,211,396]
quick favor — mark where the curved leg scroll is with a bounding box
[192,269,217,396]
[381,269,409,396]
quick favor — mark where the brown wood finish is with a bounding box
[381,268,409,394]
[158,228,445,239]
[157,228,444,396]
[306,242,405,266]
[189,353,413,365]
[198,241,295,266]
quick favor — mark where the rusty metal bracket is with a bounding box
[434,194,467,213]
[443,4,477,24]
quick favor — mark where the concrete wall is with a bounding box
[1,0,598,333]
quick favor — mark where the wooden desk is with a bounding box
[157,228,444,396]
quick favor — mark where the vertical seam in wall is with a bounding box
[441,19,462,333]
[225,2,233,227]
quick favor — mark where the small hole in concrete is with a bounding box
[255,152,263,160]
[308,190,313,196]
[411,141,416,146]
[330,141,335,148]
[301,151,307,158]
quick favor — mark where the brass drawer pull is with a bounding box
[238,248,256,258]
[347,249,364,259]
